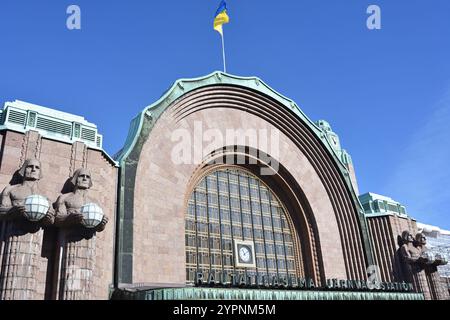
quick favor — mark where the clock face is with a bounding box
[238,246,251,263]
[234,240,256,267]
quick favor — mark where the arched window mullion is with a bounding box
[186,167,300,285]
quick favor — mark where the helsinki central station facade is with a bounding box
[0,72,448,300]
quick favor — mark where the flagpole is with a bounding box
[221,32,227,73]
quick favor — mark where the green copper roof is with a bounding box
[114,71,359,198]
[115,71,360,200]
[115,71,354,174]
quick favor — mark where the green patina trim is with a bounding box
[117,71,363,208]
[114,287,425,301]
[114,71,375,283]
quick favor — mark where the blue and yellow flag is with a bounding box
[214,0,230,36]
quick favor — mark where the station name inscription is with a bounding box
[195,271,414,293]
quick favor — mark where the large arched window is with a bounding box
[185,167,301,284]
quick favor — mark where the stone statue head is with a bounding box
[401,231,414,244]
[18,159,43,181]
[415,233,427,246]
[71,168,93,190]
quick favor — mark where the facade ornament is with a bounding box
[398,231,429,298]
[0,159,54,300]
[55,168,108,231]
[414,233,449,300]
[54,168,107,300]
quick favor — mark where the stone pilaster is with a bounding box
[57,229,96,300]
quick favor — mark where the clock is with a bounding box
[239,246,251,263]
[234,240,256,268]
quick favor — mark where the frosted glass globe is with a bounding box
[80,203,104,228]
[24,195,50,222]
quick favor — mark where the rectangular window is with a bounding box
[257,257,267,269]
[208,207,219,220]
[286,245,294,256]
[230,197,240,209]
[223,254,233,267]
[196,205,207,220]
[287,259,295,270]
[221,239,233,252]
[241,200,250,211]
[284,234,292,242]
[219,195,229,207]
[209,237,220,250]
[255,242,265,254]
[239,185,249,197]
[260,188,270,201]
[218,180,228,192]
[232,225,242,238]
[207,193,218,206]
[187,203,195,218]
[276,244,285,256]
[221,223,231,235]
[196,191,207,204]
[220,209,230,222]
[250,188,259,200]
[277,259,286,270]
[185,219,196,232]
[229,183,239,195]
[272,217,281,229]
[253,229,263,240]
[186,234,196,247]
[252,215,262,226]
[261,203,270,214]
[231,210,241,224]
[242,213,252,225]
[266,258,276,270]
[372,201,379,211]
[243,226,253,240]
[274,232,283,242]
[186,251,197,264]
[209,223,220,234]
[263,216,272,228]
[265,243,275,255]
[197,222,208,234]
[264,230,274,241]
[206,176,217,190]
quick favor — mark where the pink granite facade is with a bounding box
[116,83,373,289]
[0,130,117,300]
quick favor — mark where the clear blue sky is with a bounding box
[1,1,449,229]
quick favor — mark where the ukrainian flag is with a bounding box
[214,0,230,36]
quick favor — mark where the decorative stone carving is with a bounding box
[54,168,108,300]
[414,233,449,300]
[398,230,450,300]
[55,168,108,231]
[0,159,54,300]
[398,231,430,298]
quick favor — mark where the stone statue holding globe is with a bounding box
[54,168,107,300]
[54,168,108,231]
[0,158,54,300]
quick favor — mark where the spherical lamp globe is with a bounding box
[24,195,50,222]
[80,203,104,228]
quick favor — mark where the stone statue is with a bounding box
[414,232,449,300]
[0,159,54,300]
[54,168,108,231]
[398,230,429,297]
[0,159,54,226]
[54,168,107,300]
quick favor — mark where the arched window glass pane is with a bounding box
[185,168,299,285]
